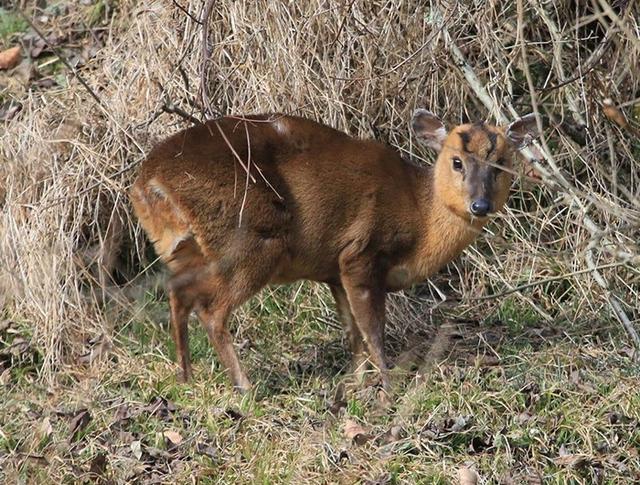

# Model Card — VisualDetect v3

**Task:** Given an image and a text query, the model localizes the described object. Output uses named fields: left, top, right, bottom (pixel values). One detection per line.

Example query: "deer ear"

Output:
left=505, top=113, right=539, bottom=149
left=412, top=109, right=447, bottom=151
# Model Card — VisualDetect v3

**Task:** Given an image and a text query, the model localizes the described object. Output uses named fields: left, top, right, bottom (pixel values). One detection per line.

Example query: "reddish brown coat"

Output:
left=131, top=111, right=538, bottom=393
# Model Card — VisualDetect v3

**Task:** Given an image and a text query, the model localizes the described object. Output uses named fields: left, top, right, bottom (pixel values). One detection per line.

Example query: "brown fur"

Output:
left=130, top=112, right=536, bottom=393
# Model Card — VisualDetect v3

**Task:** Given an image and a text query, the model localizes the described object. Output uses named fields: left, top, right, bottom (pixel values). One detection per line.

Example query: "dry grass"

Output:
left=1, top=0, right=639, bottom=483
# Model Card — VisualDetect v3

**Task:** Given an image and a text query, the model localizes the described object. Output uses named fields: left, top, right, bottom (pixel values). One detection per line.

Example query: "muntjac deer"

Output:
left=131, top=111, right=538, bottom=394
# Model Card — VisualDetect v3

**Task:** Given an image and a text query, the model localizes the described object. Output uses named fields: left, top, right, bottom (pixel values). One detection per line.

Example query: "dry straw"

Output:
left=1, top=0, right=638, bottom=380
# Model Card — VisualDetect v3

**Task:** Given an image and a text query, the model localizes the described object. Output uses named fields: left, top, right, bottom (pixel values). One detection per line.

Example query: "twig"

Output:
left=213, top=122, right=257, bottom=184
left=472, top=260, right=637, bottom=301
left=17, top=9, right=144, bottom=156
left=530, top=0, right=585, bottom=125
left=172, top=0, right=203, bottom=25
left=536, top=6, right=617, bottom=94
left=585, top=221, right=640, bottom=349
left=161, top=102, right=202, bottom=125
left=596, top=0, right=640, bottom=52
left=432, top=1, right=640, bottom=348
left=200, top=0, right=219, bottom=119
left=237, top=121, right=252, bottom=227
left=39, top=159, right=144, bottom=211
left=521, top=0, right=638, bottom=348
left=18, top=11, right=103, bottom=107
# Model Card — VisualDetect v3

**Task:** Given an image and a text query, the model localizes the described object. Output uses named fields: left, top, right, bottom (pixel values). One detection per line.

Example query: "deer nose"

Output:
left=470, top=198, right=491, bottom=217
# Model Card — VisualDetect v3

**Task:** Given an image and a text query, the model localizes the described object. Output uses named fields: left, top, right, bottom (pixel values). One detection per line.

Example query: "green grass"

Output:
left=1, top=286, right=639, bottom=483
left=0, top=8, right=27, bottom=43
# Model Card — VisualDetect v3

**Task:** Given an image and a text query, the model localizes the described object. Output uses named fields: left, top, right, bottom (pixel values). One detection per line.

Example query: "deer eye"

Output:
left=452, top=157, right=464, bottom=172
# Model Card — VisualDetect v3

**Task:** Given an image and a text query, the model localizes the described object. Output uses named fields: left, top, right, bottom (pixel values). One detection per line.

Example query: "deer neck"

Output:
left=412, top=167, right=485, bottom=280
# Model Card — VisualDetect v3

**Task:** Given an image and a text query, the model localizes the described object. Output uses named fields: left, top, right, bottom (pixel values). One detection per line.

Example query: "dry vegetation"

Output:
left=1, top=0, right=639, bottom=483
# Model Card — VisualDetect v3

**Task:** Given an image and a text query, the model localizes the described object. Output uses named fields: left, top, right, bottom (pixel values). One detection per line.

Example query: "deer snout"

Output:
left=470, top=198, right=492, bottom=217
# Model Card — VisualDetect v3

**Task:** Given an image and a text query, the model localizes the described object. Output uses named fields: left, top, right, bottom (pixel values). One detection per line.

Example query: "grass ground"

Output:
left=2, top=282, right=639, bottom=484
left=1, top=1, right=639, bottom=483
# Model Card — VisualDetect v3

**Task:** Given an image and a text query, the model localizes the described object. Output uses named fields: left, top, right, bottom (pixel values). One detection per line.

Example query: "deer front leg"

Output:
left=330, top=284, right=370, bottom=381
left=338, top=271, right=389, bottom=393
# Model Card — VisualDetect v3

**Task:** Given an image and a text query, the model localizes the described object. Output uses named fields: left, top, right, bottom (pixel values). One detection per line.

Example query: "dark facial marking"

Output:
left=459, top=125, right=496, bottom=159
left=459, top=131, right=472, bottom=153
left=467, top=162, right=495, bottom=202
left=472, top=123, right=497, bottom=159
left=485, top=130, right=497, bottom=158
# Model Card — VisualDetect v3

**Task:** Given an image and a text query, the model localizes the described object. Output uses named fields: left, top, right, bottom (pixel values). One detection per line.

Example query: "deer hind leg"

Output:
left=165, top=240, right=208, bottom=383
left=168, top=260, right=255, bottom=391
left=168, top=285, right=193, bottom=382
left=197, top=297, right=251, bottom=393
left=132, top=180, right=198, bottom=382
left=329, top=284, right=370, bottom=381
left=196, top=238, right=286, bottom=393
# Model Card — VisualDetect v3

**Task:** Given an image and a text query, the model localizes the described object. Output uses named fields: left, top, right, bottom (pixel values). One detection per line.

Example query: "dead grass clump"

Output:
left=1, top=1, right=639, bottom=377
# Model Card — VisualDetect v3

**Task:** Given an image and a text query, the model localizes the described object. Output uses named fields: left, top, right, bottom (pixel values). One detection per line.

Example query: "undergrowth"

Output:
left=2, top=287, right=639, bottom=483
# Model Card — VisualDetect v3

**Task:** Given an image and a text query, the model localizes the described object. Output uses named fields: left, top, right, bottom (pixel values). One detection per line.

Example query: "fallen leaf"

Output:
left=117, top=430, right=135, bottom=444
left=113, top=402, right=136, bottom=424
left=363, top=473, right=393, bottom=485
left=0, top=320, right=12, bottom=333
left=378, top=425, right=404, bottom=445
left=68, top=409, right=91, bottom=442
left=211, top=406, right=243, bottom=421
left=29, top=38, right=47, bottom=58
left=196, top=442, right=219, bottom=461
left=343, top=419, right=367, bottom=439
left=89, top=453, right=108, bottom=477
left=473, top=355, right=501, bottom=366
left=32, top=78, right=57, bottom=89
left=37, top=416, right=53, bottom=441
left=78, top=335, right=112, bottom=365
left=618, top=346, right=637, bottom=360
left=458, top=465, right=478, bottom=485
left=81, top=42, right=102, bottom=62
left=329, top=399, right=347, bottom=416
left=144, top=396, right=177, bottom=420
left=523, top=470, right=543, bottom=485
left=9, top=59, right=34, bottom=84
left=20, top=454, right=49, bottom=466
left=444, top=415, right=469, bottom=433
left=322, top=442, right=348, bottom=465
left=146, top=446, right=172, bottom=460
left=377, top=389, right=392, bottom=407
left=130, top=440, right=143, bottom=460
left=469, top=435, right=492, bottom=453
left=343, top=419, right=372, bottom=445
left=516, top=412, right=534, bottom=425
left=328, top=382, right=347, bottom=415
left=0, top=46, right=21, bottom=70
left=602, top=98, right=630, bottom=130
left=163, top=429, right=183, bottom=446
left=553, top=453, right=589, bottom=468
left=607, top=412, right=633, bottom=425
left=3, top=337, right=30, bottom=357
left=0, top=368, right=11, bottom=386
left=0, top=101, right=22, bottom=121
